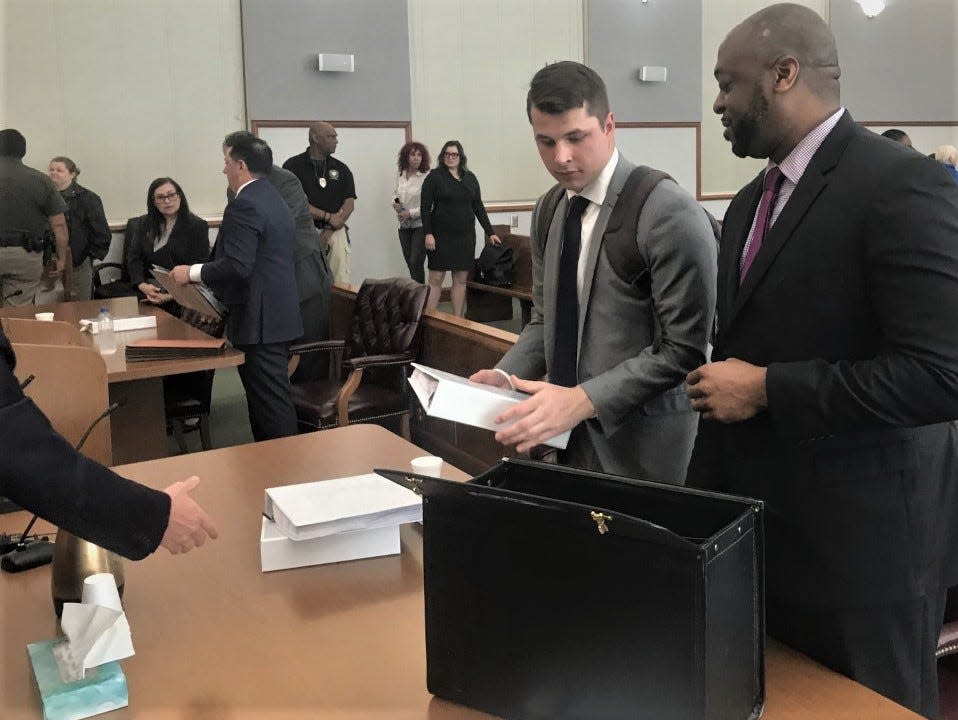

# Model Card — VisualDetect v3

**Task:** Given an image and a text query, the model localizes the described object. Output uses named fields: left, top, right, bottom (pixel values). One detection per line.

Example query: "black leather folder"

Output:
left=378, top=459, right=764, bottom=720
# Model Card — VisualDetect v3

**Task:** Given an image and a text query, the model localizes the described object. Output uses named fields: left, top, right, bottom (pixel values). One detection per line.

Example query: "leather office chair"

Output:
left=939, top=587, right=958, bottom=719
left=165, top=309, right=225, bottom=453
left=289, top=277, right=429, bottom=439
left=93, top=216, right=139, bottom=299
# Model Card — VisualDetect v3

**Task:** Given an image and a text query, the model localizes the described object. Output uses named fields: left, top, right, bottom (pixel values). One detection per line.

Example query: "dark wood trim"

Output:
left=486, top=203, right=535, bottom=213
left=250, top=119, right=412, bottom=144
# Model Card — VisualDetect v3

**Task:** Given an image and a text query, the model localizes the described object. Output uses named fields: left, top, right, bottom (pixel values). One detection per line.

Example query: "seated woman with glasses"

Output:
left=421, top=140, right=500, bottom=317
left=126, top=177, right=210, bottom=314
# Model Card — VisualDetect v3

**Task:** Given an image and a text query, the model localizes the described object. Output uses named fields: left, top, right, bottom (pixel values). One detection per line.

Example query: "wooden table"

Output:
left=0, top=425, right=921, bottom=719
left=0, top=297, right=243, bottom=464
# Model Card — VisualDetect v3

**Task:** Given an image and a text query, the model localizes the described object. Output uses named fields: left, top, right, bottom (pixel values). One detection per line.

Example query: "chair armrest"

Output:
left=939, top=621, right=958, bottom=658
left=343, top=353, right=414, bottom=370
left=290, top=339, right=346, bottom=355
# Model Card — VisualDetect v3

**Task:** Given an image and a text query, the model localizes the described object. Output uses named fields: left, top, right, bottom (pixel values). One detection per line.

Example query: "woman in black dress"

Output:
left=421, top=140, right=500, bottom=316
left=126, top=177, right=209, bottom=315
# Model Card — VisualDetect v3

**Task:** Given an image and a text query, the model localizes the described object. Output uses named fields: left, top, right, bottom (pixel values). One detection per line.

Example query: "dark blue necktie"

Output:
left=552, top=195, right=590, bottom=387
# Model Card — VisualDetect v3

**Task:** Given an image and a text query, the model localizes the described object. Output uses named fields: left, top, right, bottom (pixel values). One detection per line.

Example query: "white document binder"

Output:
left=407, top=363, right=570, bottom=450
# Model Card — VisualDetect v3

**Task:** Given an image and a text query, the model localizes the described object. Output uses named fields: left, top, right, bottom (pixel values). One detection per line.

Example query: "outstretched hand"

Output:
left=160, top=476, right=219, bottom=555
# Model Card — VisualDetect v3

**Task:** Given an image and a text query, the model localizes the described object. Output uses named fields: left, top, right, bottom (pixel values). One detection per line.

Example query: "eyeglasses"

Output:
left=444, top=152, right=460, bottom=158
left=154, top=192, right=179, bottom=203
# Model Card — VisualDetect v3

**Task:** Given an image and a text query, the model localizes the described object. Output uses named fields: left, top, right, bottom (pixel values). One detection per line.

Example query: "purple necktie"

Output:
left=740, top=166, right=785, bottom=283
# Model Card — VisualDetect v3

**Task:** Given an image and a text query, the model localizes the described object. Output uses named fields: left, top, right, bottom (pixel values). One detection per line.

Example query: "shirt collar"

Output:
left=567, top=147, right=619, bottom=206
left=773, top=107, right=845, bottom=184
left=234, top=178, right=257, bottom=197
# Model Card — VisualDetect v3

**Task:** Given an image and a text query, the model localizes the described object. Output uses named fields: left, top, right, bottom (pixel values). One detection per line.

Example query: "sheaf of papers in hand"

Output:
left=264, top=472, right=423, bottom=542
left=150, top=265, right=226, bottom=319
left=408, top=363, right=570, bottom=449
left=52, top=600, right=134, bottom=683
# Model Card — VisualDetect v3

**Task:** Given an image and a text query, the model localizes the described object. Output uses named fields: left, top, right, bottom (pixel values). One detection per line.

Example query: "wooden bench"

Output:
left=465, top=224, right=534, bottom=327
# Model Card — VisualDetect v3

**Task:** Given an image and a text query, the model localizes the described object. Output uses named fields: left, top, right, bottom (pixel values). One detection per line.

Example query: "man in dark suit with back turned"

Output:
left=171, top=134, right=302, bottom=441
left=224, top=131, right=332, bottom=380
left=685, top=5, right=958, bottom=716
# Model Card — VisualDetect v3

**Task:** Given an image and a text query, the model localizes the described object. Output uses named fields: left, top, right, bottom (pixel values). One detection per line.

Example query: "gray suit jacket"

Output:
left=497, top=154, right=717, bottom=483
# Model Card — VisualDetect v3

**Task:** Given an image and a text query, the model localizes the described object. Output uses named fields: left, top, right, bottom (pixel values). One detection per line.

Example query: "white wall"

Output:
left=408, top=0, right=583, bottom=204
left=257, top=125, right=412, bottom=284
left=3, top=0, right=245, bottom=223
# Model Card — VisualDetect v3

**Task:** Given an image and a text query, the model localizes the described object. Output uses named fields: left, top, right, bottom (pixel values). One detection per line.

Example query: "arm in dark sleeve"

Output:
left=420, top=172, right=436, bottom=235
left=178, top=215, right=211, bottom=265
left=84, top=191, right=113, bottom=261
left=766, top=153, right=958, bottom=439
left=125, top=217, right=148, bottom=286
left=470, top=174, right=495, bottom=237
left=0, top=343, right=169, bottom=559
left=200, top=197, right=259, bottom=303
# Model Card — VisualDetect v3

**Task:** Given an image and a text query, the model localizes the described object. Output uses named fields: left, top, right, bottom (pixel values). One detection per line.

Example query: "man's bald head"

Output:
left=713, top=3, right=841, bottom=162
left=725, top=3, right=840, bottom=103
left=308, top=122, right=339, bottom=156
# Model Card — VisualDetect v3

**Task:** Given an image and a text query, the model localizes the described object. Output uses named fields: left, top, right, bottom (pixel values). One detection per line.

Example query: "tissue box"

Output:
left=260, top=517, right=400, bottom=571
left=28, top=639, right=128, bottom=720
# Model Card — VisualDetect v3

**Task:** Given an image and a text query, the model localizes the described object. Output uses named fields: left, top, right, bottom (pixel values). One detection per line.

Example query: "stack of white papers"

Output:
left=264, top=473, right=423, bottom=542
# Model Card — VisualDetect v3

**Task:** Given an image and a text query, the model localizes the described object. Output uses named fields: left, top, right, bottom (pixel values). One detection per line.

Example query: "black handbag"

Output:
left=379, top=459, right=764, bottom=720
left=475, top=243, right=515, bottom=287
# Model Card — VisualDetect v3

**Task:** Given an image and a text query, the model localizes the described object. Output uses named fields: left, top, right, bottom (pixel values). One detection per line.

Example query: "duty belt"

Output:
left=0, top=231, right=43, bottom=252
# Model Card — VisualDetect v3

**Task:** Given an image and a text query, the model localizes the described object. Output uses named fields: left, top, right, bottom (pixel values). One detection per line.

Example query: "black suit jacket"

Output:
left=687, top=112, right=958, bottom=607
left=202, top=179, right=302, bottom=346
left=126, top=212, right=210, bottom=286
left=0, top=329, right=169, bottom=560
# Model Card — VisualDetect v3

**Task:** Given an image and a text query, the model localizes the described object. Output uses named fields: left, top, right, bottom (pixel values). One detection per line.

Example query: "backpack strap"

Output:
left=534, top=166, right=672, bottom=287
left=602, top=166, right=672, bottom=286
left=533, top=182, right=567, bottom=258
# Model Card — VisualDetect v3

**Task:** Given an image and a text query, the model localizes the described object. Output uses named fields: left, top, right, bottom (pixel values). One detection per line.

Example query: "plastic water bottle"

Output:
left=98, top=306, right=117, bottom=355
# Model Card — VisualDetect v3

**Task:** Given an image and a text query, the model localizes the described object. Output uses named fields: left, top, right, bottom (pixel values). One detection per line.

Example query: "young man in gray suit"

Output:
left=471, top=61, right=716, bottom=485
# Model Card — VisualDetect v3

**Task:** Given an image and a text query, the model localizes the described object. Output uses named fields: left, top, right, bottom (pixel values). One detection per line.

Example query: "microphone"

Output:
left=19, top=374, right=35, bottom=390
left=1, top=397, right=126, bottom=573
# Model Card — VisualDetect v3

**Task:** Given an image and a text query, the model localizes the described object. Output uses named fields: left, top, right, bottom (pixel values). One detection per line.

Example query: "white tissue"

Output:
left=53, top=574, right=134, bottom=683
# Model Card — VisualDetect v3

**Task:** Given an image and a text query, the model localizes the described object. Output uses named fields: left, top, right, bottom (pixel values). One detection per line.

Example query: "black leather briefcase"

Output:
left=382, top=458, right=764, bottom=720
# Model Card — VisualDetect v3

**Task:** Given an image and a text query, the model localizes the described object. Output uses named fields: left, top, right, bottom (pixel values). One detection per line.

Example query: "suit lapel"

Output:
left=578, top=156, right=633, bottom=346
left=724, top=112, right=858, bottom=332
left=720, top=177, right=762, bottom=326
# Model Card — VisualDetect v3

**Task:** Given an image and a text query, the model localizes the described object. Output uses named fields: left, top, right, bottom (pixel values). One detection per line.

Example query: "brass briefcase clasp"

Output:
left=590, top=511, right=612, bottom=535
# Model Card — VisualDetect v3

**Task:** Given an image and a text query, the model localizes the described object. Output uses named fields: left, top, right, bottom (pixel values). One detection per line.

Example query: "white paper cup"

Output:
left=34, top=312, right=54, bottom=321
left=81, top=573, right=123, bottom=611
left=411, top=455, right=444, bottom=478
